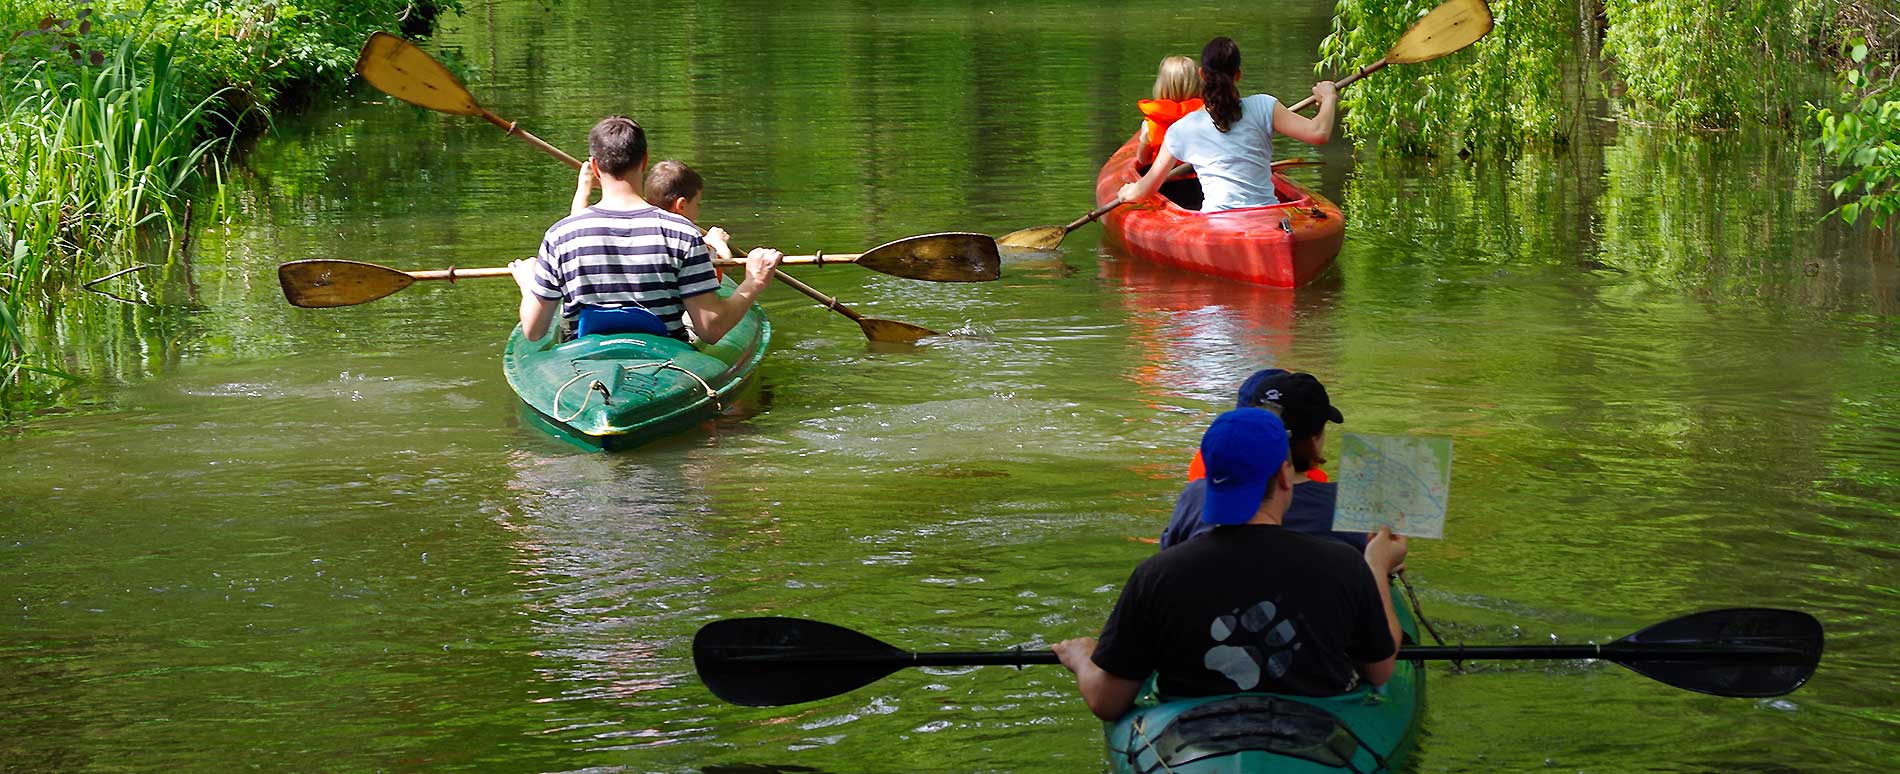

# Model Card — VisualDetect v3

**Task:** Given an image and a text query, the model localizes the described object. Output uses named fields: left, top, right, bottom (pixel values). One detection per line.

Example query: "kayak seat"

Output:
left=1123, top=695, right=1362, bottom=772
left=1158, top=177, right=1203, bottom=211
left=577, top=305, right=670, bottom=338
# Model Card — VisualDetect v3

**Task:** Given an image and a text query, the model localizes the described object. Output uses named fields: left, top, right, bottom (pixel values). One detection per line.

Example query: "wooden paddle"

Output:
left=277, top=232, right=997, bottom=308
left=356, top=33, right=990, bottom=338
left=769, top=270, right=936, bottom=344
left=994, top=0, right=1494, bottom=251
left=357, top=32, right=581, bottom=167
left=1284, top=0, right=1493, bottom=113
left=692, top=608, right=1822, bottom=707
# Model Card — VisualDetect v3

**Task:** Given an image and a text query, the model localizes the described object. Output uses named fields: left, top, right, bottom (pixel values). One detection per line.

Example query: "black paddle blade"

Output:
left=694, top=617, right=910, bottom=707
left=1608, top=608, right=1822, bottom=698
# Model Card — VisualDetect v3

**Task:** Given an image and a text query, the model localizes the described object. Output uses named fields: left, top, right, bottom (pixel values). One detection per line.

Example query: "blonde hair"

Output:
left=1152, top=55, right=1201, bottom=101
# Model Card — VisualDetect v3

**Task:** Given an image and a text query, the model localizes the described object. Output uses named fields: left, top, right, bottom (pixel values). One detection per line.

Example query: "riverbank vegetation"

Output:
left=1, top=0, right=454, bottom=412
left=1319, top=0, right=1852, bottom=150
left=1322, top=0, right=1900, bottom=227
left=1812, top=3, right=1900, bottom=226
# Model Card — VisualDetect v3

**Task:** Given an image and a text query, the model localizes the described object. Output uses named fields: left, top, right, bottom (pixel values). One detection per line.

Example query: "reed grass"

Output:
left=0, top=38, right=227, bottom=410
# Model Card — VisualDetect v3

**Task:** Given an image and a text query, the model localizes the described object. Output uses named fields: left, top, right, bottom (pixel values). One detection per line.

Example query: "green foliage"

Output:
left=1811, top=37, right=1900, bottom=227
left=2, top=39, right=227, bottom=406
left=1318, top=0, right=1576, bottom=152
left=1321, top=0, right=1834, bottom=151
left=0, top=0, right=458, bottom=409
left=1602, top=0, right=1828, bottom=127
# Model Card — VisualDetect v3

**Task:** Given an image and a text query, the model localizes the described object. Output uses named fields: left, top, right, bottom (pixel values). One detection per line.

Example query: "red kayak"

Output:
left=1094, top=137, right=1344, bottom=287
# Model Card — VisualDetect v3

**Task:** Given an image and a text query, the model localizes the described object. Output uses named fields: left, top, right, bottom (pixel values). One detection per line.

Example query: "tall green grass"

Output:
left=0, top=39, right=227, bottom=410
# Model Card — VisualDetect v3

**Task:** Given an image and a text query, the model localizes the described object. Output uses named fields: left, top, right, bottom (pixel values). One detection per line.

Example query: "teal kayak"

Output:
left=501, top=285, right=770, bottom=449
left=1103, top=581, right=1425, bottom=773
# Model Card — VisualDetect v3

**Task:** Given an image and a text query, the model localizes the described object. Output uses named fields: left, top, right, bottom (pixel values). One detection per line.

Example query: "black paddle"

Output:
left=693, top=608, right=1821, bottom=707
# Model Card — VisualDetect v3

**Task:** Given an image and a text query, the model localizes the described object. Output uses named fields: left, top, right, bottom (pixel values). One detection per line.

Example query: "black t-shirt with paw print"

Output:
left=1090, top=524, right=1395, bottom=698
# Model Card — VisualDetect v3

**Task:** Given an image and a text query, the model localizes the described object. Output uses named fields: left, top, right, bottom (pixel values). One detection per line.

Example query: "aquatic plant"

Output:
left=1, top=0, right=460, bottom=411
left=0, top=38, right=227, bottom=408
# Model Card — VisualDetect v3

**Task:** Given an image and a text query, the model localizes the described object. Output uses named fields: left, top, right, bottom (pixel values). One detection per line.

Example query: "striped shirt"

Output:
left=529, top=206, right=721, bottom=339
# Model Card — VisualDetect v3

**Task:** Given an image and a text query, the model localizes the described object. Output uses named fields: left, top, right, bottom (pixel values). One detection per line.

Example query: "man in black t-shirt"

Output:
left=1054, top=408, right=1408, bottom=721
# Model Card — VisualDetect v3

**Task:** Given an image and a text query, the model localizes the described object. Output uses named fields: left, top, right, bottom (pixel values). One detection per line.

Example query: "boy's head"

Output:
left=644, top=160, right=705, bottom=221
left=588, top=116, right=647, bottom=181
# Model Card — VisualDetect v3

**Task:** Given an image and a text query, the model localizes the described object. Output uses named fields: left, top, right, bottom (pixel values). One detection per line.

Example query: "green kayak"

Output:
left=1103, top=581, right=1425, bottom=773
left=501, top=288, right=771, bottom=450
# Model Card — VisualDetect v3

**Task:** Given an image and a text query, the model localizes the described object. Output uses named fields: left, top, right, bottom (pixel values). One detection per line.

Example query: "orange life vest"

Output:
left=1187, top=449, right=1327, bottom=484
left=1138, top=98, right=1204, bottom=156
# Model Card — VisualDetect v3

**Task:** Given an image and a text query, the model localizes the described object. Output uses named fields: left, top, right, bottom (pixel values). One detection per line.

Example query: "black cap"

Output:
left=1235, top=369, right=1344, bottom=437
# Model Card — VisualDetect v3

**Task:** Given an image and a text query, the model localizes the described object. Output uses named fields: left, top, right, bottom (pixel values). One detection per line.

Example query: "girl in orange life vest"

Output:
left=1133, top=55, right=1203, bottom=171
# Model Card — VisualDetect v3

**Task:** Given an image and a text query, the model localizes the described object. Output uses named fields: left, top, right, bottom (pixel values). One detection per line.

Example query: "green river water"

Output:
left=3, top=0, right=1897, bottom=771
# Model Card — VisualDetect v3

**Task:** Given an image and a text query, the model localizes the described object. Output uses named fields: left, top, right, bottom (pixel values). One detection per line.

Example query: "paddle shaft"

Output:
left=771, top=269, right=866, bottom=322
left=719, top=642, right=1808, bottom=669
left=1064, top=201, right=1122, bottom=233
left=398, top=254, right=873, bottom=285
left=479, top=110, right=583, bottom=168
left=1287, top=58, right=1390, bottom=113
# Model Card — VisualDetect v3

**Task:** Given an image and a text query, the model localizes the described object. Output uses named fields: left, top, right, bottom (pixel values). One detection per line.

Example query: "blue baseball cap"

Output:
left=1199, top=408, right=1292, bottom=525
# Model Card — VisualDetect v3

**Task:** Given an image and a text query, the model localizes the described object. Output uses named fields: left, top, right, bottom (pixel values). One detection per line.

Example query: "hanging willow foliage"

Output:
left=1320, top=0, right=1836, bottom=152
left=1319, top=0, right=1576, bottom=152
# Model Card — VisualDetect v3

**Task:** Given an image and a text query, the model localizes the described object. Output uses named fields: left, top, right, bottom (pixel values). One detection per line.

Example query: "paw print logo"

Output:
left=1203, top=600, right=1301, bottom=690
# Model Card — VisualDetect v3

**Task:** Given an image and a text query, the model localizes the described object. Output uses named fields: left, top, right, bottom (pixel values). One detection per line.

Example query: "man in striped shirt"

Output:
left=508, top=115, right=781, bottom=344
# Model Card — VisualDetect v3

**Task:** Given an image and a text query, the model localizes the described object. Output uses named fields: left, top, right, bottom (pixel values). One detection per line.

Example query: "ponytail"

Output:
left=1200, top=37, right=1243, bottom=133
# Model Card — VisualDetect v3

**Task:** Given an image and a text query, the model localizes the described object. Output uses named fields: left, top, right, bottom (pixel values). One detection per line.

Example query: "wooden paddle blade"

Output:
left=1386, top=0, right=1494, bottom=64
left=859, top=317, right=938, bottom=344
left=856, top=232, right=1001, bottom=282
left=694, top=617, right=910, bottom=707
left=995, top=225, right=1067, bottom=251
left=278, top=259, right=416, bottom=308
left=1607, top=608, right=1823, bottom=698
left=356, top=32, right=484, bottom=116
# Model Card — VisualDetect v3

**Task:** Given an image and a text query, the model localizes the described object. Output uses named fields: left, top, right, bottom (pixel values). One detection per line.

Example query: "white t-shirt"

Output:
left=1161, top=93, right=1280, bottom=211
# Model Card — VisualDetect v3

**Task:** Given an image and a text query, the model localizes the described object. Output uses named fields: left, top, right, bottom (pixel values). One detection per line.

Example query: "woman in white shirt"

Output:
left=1117, top=37, right=1339, bottom=211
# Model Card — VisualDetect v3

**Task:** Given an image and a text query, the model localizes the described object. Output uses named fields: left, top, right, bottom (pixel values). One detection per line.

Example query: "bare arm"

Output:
left=510, top=258, right=562, bottom=341
left=702, top=226, right=735, bottom=261
left=1053, top=637, right=1144, bottom=721
left=1271, top=82, right=1339, bottom=146
left=1356, top=526, right=1408, bottom=686
left=570, top=158, right=597, bottom=216
left=1133, top=123, right=1155, bottom=168
left=683, top=247, right=781, bottom=345
left=1116, top=143, right=1179, bottom=204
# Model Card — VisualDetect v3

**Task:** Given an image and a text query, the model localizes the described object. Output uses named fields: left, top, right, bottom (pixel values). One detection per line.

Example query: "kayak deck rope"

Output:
left=551, top=358, right=724, bottom=424
left=1128, top=716, right=1178, bottom=774
left=553, top=369, right=610, bottom=423
left=622, top=361, right=720, bottom=410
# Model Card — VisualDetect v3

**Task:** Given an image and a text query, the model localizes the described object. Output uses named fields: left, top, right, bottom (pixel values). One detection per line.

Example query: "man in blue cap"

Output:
left=1163, top=368, right=1361, bottom=550
left=1053, top=408, right=1408, bottom=721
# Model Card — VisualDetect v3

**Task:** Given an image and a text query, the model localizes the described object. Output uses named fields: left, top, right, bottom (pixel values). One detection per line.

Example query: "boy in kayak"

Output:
left=637, top=159, right=740, bottom=272
left=1117, top=36, right=1337, bottom=210
left=1164, top=369, right=1363, bottom=550
left=1054, top=409, right=1407, bottom=721
left=510, top=115, right=780, bottom=345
